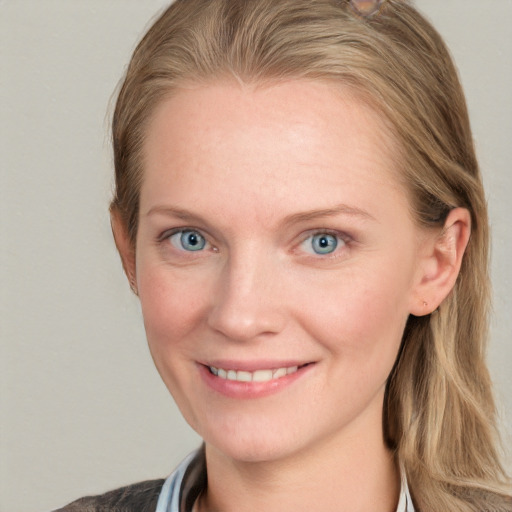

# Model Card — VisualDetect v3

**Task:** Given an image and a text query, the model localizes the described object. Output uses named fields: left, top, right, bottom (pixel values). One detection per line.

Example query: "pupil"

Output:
left=180, top=230, right=204, bottom=250
left=312, top=233, right=337, bottom=254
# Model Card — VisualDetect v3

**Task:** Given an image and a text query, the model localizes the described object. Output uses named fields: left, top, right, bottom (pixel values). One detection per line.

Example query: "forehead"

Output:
left=140, top=79, right=408, bottom=224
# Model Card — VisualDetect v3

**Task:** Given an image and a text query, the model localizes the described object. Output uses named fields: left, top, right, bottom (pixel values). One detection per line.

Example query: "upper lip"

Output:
left=200, top=360, right=314, bottom=372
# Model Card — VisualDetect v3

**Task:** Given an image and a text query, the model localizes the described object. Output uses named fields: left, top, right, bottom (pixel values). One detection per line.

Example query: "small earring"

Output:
left=422, top=301, right=428, bottom=307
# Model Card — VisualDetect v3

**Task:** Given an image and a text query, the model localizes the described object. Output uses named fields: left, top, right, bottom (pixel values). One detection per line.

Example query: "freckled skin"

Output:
left=135, top=79, right=425, bottom=469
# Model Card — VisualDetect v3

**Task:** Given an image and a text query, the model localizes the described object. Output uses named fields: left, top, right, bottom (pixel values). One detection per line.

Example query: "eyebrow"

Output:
left=145, top=203, right=376, bottom=226
left=146, top=205, right=207, bottom=222
left=281, top=204, right=376, bottom=225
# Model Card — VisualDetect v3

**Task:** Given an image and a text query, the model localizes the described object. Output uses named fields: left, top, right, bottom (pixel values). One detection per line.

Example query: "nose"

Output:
left=207, top=246, right=286, bottom=342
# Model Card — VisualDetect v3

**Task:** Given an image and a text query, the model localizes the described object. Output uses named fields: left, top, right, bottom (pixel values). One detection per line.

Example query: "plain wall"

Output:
left=1, top=1, right=511, bottom=511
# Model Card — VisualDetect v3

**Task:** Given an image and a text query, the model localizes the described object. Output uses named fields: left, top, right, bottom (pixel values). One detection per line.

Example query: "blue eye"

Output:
left=170, top=230, right=206, bottom=251
left=307, top=233, right=339, bottom=255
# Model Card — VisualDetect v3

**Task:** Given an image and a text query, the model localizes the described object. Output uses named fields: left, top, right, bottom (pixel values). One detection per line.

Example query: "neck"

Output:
left=199, top=425, right=400, bottom=512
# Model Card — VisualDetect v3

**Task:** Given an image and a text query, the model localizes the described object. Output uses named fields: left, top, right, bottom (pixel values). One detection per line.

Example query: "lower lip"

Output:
left=198, top=364, right=314, bottom=399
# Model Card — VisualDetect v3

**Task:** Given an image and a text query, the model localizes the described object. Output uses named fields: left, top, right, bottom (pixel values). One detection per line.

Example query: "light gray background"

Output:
left=1, top=1, right=511, bottom=511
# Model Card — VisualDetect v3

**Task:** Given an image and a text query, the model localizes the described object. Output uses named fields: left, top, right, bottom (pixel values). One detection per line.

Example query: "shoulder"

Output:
left=53, top=478, right=165, bottom=512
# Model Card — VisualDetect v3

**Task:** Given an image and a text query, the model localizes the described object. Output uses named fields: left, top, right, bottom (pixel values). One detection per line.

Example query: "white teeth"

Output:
left=208, top=365, right=301, bottom=382
left=237, top=371, right=252, bottom=382
left=252, top=369, right=273, bottom=382
left=272, top=367, right=287, bottom=379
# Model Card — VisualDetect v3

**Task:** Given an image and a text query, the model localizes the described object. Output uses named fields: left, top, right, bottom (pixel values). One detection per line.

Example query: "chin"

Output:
left=196, top=416, right=301, bottom=463
left=200, top=416, right=326, bottom=465
left=208, top=436, right=296, bottom=464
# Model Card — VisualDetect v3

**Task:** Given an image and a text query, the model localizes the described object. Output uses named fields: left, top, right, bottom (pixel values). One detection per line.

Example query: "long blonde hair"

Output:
left=111, top=0, right=511, bottom=509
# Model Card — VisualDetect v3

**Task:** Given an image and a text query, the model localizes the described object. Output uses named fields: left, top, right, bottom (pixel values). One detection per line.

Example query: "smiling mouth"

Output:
left=208, top=364, right=309, bottom=383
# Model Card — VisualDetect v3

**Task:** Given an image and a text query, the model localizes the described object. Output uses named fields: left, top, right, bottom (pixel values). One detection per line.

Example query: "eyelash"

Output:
left=158, top=227, right=214, bottom=253
left=298, top=229, right=350, bottom=258
left=157, top=227, right=351, bottom=258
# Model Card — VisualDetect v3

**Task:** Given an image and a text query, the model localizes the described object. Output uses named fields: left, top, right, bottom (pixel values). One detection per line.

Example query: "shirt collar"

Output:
left=156, top=448, right=415, bottom=512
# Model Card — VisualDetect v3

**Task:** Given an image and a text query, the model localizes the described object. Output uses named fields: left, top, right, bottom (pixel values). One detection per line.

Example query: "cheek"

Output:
left=295, top=263, right=412, bottom=361
left=137, top=265, right=210, bottom=353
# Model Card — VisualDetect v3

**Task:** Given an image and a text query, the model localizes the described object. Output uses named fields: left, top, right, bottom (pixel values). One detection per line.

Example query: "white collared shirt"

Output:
left=155, top=450, right=415, bottom=512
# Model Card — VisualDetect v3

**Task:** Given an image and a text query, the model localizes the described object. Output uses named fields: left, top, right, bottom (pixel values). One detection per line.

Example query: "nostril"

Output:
left=207, top=300, right=286, bottom=342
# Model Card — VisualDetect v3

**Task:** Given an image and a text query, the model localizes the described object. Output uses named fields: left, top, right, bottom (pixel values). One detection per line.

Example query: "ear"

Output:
left=409, top=207, right=471, bottom=316
left=110, top=209, right=138, bottom=295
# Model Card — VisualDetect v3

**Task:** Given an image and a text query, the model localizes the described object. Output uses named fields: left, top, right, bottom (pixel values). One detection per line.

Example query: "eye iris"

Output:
left=181, top=231, right=205, bottom=251
left=312, top=233, right=337, bottom=254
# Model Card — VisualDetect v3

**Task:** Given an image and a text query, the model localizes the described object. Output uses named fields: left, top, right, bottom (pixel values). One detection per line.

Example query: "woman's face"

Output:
left=134, top=80, right=428, bottom=463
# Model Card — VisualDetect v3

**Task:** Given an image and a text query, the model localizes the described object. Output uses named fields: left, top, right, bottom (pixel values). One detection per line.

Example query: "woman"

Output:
left=57, top=0, right=511, bottom=510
